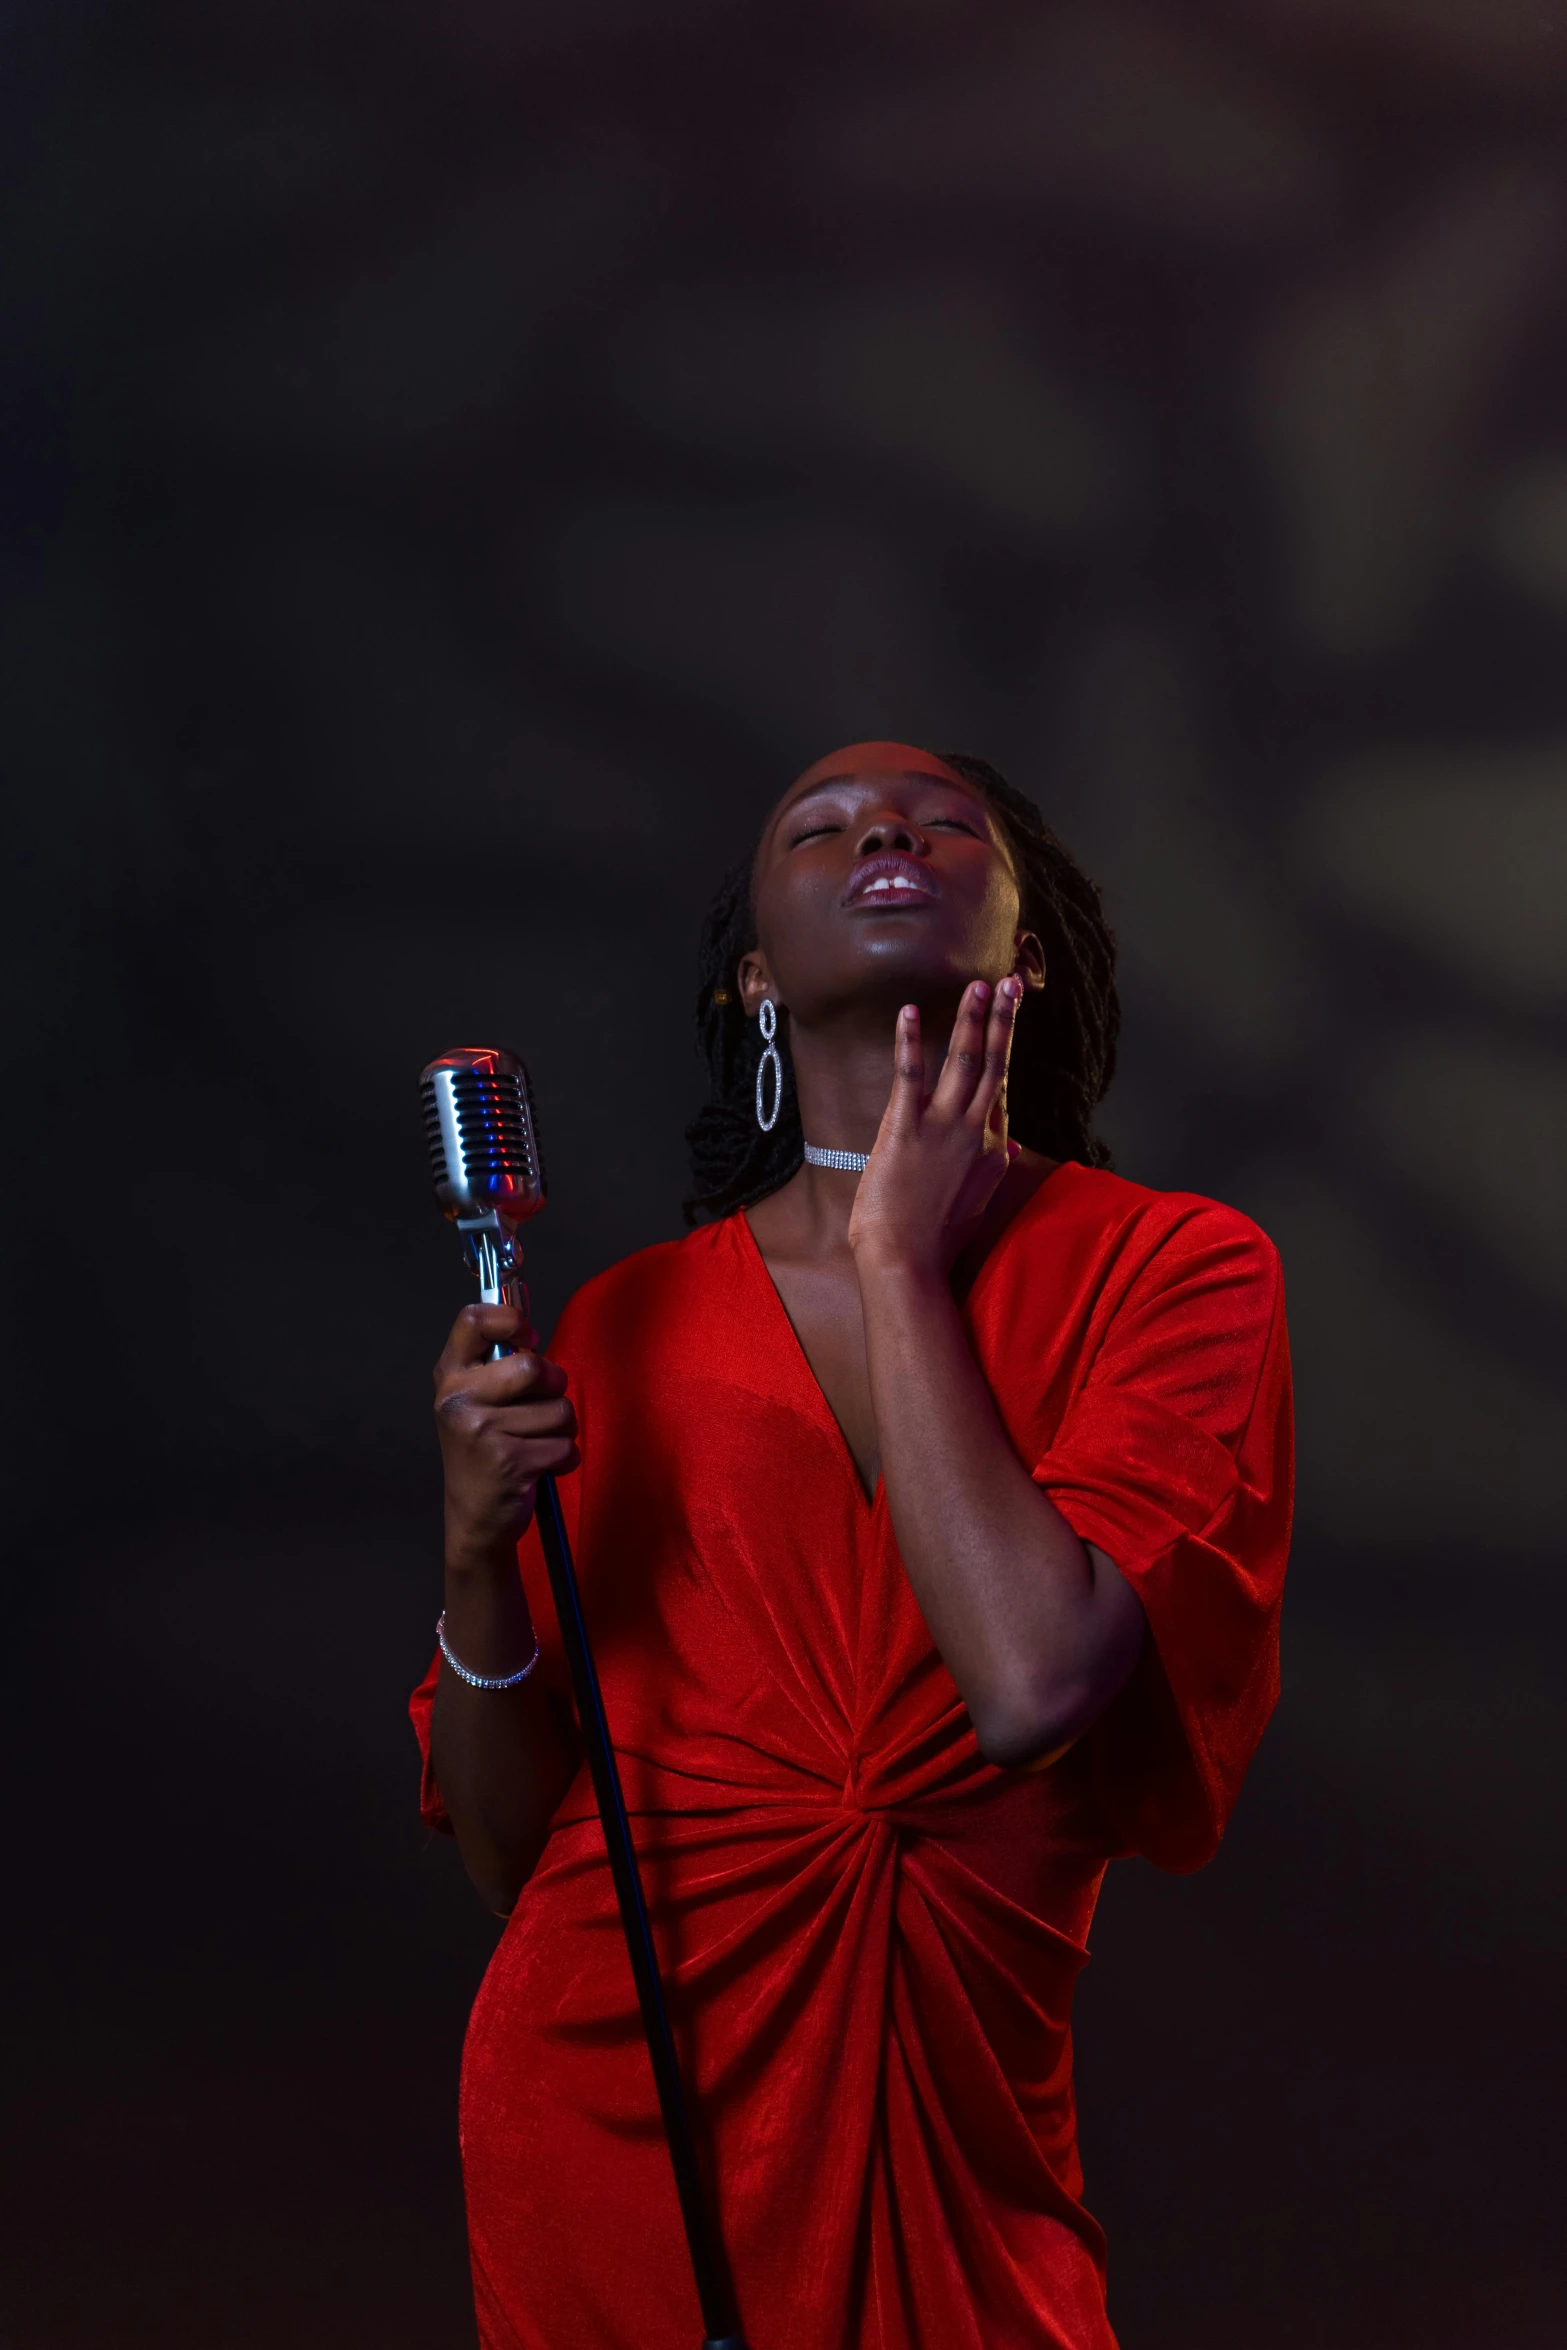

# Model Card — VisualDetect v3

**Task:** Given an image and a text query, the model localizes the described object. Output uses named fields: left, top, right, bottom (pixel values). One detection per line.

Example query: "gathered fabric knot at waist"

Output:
left=552, top=1737, right=1082, bottom=1849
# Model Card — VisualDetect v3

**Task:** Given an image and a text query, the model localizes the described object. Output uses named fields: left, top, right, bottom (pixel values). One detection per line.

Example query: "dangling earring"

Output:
left=755, top=999, right=783, bottom=1133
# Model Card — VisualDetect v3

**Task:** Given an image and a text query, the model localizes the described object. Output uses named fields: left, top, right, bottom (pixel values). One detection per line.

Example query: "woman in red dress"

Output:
left=411, top=741, right=1292, bottom=2350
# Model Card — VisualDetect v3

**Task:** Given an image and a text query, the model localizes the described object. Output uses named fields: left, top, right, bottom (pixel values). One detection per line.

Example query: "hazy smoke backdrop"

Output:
left=3, top=3, right=1564, bottom=2344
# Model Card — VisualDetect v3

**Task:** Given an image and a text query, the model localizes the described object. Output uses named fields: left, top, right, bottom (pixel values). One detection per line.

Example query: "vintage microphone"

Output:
left=419, top=1048, right=744, bottom=2350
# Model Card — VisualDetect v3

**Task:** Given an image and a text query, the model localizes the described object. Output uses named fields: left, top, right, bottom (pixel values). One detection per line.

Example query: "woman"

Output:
left=411, top=741, right=1292, bottom=2350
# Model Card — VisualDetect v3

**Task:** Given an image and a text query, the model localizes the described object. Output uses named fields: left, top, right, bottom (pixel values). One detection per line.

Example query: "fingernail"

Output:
left=1002, top=976, right=1022, bottom=1001
left=901, top=1004, right=917, bottom=1022
left=972, top=981, right=991, bottom=1003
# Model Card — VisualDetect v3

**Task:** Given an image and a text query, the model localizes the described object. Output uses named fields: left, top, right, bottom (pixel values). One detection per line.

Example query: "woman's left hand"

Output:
left=848, top=976, right=1022, bottom=1279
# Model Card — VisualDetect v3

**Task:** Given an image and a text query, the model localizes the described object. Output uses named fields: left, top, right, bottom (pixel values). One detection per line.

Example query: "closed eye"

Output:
left=929, top=817, right=983, bottom=838
left=790, top=821, right=845, bottom=847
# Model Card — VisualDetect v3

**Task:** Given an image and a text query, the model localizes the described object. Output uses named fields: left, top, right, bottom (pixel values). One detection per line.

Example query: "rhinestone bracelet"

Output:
left=436, top=1609, right=541, bottom=1690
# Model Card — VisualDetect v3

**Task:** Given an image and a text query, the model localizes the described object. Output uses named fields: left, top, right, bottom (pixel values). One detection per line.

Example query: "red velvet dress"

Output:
left=410, top=1164, right=1292, bottom=2350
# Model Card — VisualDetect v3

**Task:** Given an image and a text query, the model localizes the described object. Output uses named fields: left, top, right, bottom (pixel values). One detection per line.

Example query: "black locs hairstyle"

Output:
left=684, top=754, right=1120, bottom=1224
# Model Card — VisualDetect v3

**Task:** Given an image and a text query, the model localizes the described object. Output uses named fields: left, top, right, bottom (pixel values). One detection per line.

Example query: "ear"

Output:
left=1012, top=930, right=1047, bottom=993
left=736, top=950, right=778, bottom=1019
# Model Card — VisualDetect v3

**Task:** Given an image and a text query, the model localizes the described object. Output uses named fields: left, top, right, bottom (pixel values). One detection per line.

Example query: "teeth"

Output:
left=864, top=874, right=920, bottom=893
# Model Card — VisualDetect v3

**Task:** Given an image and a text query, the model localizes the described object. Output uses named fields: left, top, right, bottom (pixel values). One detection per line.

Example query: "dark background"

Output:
left=4, top=3, right=1565, bottom=2344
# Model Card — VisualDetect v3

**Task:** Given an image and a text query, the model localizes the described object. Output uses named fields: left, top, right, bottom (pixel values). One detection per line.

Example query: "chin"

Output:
left=849, top=936, right=989, bottom=991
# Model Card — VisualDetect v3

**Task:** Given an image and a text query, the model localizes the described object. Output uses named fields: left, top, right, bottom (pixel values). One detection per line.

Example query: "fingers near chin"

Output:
left=951, top=981, right=1010, bottom=1126
left=892, top=1003, right=925, bottom=1099
left=934, top=981, right=991, bottom=1111
left=986, top=983, right=1019, bottom=1061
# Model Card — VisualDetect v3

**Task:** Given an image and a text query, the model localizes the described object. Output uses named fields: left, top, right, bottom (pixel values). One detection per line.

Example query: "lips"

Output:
left=844, top=852, right=939, bottom=907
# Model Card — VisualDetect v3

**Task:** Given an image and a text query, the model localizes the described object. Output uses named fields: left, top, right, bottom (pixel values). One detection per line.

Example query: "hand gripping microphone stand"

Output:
left=420, top=1049, right=744, bottom=2350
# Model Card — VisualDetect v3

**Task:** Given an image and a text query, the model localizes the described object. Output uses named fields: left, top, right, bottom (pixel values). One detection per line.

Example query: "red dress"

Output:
left=411, top=1164, right=1292, bottom=2350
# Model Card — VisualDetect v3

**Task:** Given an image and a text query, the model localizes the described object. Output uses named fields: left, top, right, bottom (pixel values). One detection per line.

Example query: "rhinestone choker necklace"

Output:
left=803, top=1142, right=870, bottom=1172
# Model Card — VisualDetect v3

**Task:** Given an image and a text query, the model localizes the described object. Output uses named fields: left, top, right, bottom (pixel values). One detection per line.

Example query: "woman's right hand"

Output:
left=433, top=1303, right=579, bottom=1575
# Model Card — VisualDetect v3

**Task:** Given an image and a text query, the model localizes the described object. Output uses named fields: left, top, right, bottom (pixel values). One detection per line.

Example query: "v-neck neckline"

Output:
left=735, top=1161, right=1077, bottom=1514
left=734, top=1208, right=883, bottom=1513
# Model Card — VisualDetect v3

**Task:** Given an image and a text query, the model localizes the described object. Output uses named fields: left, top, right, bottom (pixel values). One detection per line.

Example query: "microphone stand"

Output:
left=465, top=1213, right=745, bottom=2350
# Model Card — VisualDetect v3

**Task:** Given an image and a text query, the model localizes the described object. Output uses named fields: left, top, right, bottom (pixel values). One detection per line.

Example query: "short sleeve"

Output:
left=1032, top=1205, right=1293, bottom=1871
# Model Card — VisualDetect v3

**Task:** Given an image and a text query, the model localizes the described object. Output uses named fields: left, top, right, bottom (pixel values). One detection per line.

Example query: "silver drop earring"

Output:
left=755, top=998, right=783, bottom=1133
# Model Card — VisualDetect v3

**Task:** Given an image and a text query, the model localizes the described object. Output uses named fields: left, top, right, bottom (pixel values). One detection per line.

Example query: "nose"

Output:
left=854, top=807, right=927, bottom=858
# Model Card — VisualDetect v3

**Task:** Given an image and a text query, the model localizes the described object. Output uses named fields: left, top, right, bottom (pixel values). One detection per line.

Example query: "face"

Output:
left=738, top=741, right=1045, bottom=1026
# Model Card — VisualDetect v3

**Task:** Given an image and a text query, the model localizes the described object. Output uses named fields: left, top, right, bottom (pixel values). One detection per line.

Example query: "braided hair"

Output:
left=683, top=752, right=1120, bottom=1224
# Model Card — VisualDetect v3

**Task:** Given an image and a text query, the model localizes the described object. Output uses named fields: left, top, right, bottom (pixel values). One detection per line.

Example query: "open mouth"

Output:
left=844, top=854, right=939, bottom=908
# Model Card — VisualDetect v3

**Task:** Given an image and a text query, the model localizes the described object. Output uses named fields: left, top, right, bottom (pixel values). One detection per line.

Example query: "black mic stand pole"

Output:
left=470, top=1218, right=745, bottom=2350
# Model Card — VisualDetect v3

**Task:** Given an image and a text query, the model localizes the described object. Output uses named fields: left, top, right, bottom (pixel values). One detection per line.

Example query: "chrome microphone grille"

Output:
left=420, top=1046, right=547, bottom=1223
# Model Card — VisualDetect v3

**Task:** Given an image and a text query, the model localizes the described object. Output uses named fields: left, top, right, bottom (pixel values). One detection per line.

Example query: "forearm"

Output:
left=429, top=1540, right=575, bottom=1914
left=858, top=1257, right=1143, bottom=1764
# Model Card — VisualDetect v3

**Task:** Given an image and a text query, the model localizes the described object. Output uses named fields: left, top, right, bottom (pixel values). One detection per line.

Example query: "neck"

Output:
left=745, top=990, right=1054, bottom=1272
left=749, top=997, right=956, bottom=1254
left=788, top=999, right=958, bottom=1159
